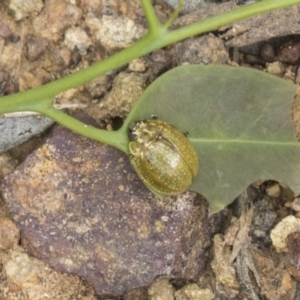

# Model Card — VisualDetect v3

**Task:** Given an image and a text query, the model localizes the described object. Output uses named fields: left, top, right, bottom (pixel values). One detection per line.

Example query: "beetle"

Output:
left=128, top=118, right=199, bottom=195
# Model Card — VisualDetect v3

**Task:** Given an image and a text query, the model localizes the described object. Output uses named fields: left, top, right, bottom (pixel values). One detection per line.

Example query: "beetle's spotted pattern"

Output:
left=128, top=118, right=199, bottom=195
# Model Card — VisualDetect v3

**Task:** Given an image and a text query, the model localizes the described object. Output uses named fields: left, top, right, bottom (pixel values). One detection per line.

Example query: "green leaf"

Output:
left=122, top=65, right=298, bottom=212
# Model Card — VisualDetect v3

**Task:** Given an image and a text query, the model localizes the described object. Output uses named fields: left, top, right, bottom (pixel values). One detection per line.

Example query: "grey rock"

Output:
left=163, top=0, right=207, bottom=15
left=0, top=114, right=53, bottom=153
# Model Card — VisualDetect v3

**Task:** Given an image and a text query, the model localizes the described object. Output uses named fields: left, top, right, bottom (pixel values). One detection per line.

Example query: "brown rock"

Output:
left=2, top=119, right=219, bottom=296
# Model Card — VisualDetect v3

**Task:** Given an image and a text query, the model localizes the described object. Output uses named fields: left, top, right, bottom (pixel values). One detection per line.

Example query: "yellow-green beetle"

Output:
left=128, top=117, right=199, bottom=195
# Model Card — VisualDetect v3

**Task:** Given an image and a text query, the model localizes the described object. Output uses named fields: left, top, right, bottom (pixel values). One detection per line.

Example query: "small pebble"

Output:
left=0, top=21, right=12, bottom=39
left=278, top=41, right=300, bottom=65
left=290, top=197, right=300, bottom=212
left=175, top=283, right=214, bottom=300
left=260, top=43, right=276, bottom=62
left=64, top=27, right=91, bottom=55
left=86, top=15, right=144, bottom=50
left=270, top=215, right=300, bottom=252
left=148, top=277, right=175, bottom=300
left=266, top=61, right=286, bottom=76
left=265, top=182, right=281, bottom=198
left=26, top=34, right=48, bottom=61
left=0, top=217, right=20, bottom=250
left=53, top=47, right=72, bottom=67
left=128, top=58, right=147, bottom=72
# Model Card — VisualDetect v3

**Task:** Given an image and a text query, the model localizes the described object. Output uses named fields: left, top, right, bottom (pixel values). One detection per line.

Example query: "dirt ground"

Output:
left=1, top=0, right=300, bottom=299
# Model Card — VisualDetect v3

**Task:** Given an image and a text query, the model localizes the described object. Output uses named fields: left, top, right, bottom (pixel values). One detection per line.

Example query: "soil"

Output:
left=1, top=0, right=300, bottom=299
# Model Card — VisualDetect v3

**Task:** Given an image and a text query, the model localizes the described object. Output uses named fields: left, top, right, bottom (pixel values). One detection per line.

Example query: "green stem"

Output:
left=139, top=0, right=162, bottom=34
left=0, top=96, right=129, bottom=153
left=163, top=0, right=185, bottom=29
left=42, top=105, right=129, bottom=154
